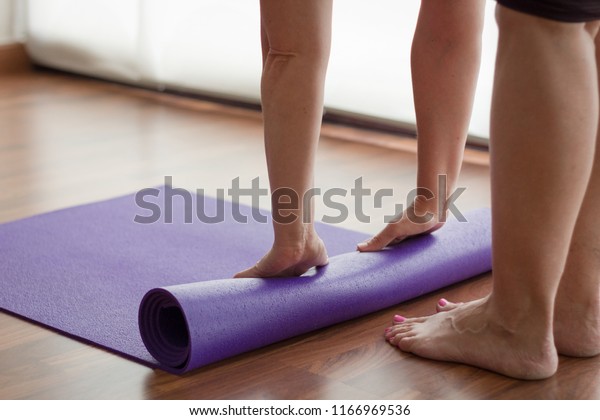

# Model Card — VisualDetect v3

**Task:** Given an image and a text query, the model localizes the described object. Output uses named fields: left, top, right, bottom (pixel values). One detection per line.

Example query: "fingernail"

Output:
left=357, top=242, right=367, bottom=248
left=394, top=315, right=405, bottom=322
left=438, top=298, right=448, bottom=307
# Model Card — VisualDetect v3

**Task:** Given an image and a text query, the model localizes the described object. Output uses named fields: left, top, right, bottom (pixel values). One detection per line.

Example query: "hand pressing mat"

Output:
left=0, top=186, right=492, bottom=373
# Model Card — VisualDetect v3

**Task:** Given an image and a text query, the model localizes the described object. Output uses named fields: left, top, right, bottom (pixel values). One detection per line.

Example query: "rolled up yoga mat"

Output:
left=0, top=186, right=491, bottom=373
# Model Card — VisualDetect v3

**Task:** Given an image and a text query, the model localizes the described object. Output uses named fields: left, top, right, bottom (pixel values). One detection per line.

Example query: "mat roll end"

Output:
left=139, top=288, right=191, bottom=372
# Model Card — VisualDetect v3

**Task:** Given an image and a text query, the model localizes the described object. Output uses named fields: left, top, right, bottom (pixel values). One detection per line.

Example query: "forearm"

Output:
left=259, top=0, right=332, bottom=244
left=412, top=0, right=485, bottom=205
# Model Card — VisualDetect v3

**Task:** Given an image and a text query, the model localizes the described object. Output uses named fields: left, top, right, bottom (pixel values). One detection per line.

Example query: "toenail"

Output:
left=394, top=315, right=406, bottom=322
left=439, top=298, right=448, bottom=307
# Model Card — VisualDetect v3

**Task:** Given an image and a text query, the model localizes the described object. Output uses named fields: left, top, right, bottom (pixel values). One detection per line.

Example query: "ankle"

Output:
left=557, top=276, right=600, bottom=309
left=485, top=295, right=554, bottom=338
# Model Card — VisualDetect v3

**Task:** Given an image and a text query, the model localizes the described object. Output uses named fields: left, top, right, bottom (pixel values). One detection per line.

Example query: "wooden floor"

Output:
left=0, top=69, right=598, bottom=400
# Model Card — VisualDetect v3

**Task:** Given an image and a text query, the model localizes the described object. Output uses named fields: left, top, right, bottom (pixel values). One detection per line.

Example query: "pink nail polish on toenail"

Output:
left=394, top=315, right=405, bottom=322
left=439, top=298, right=448, bottom=307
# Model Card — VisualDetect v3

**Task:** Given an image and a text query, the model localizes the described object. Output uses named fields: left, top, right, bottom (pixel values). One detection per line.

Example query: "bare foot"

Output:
left=438, top=294, right=600, bottom=358
left=384, top=298, right=558, bottom=380
left=436, top=297, right=465, bottom=313
left=553, top=283, right=600, bottom=357
left=234, top=234, right=328, bottom=278
left=357, top=200, right=444, bottom=252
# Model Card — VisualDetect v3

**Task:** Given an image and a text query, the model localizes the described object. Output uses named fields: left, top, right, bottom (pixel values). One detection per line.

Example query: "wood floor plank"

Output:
left=0, top=69, right=597, bottom=400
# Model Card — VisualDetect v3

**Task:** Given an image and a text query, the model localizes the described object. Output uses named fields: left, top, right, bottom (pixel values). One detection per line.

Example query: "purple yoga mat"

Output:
left=0, top=186, right=491, bottom=373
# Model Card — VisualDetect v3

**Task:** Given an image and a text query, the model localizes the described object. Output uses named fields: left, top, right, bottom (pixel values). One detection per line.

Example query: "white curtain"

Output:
left=24, top=0, right=498, bottom=141
left=0, top=0, right=13, bottom=43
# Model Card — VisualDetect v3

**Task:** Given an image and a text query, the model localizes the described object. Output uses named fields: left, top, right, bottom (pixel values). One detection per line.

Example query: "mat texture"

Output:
left=0, top=187, right=492, bottom=373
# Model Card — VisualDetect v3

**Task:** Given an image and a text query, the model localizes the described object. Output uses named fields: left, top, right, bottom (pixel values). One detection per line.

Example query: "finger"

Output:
left=233, top=265, right=263, bottom=278
left=356, top=225, right=401, bottom=252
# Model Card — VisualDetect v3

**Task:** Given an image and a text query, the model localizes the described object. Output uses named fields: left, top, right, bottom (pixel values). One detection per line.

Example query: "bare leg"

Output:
left=359, top=0, right=485, bottom=251
left=386, top=7, right=599, bottom=379
left=554, top=163, right=600, bottom=357
left=554, top=30, right=600, bottom=356
left=438, top=20, right=600, bottom=357
left=235, top=0, right=332, bottom=278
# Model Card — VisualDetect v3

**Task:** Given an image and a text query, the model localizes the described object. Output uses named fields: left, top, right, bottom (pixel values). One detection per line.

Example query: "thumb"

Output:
left=357, top=225, right=399, bottom=252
